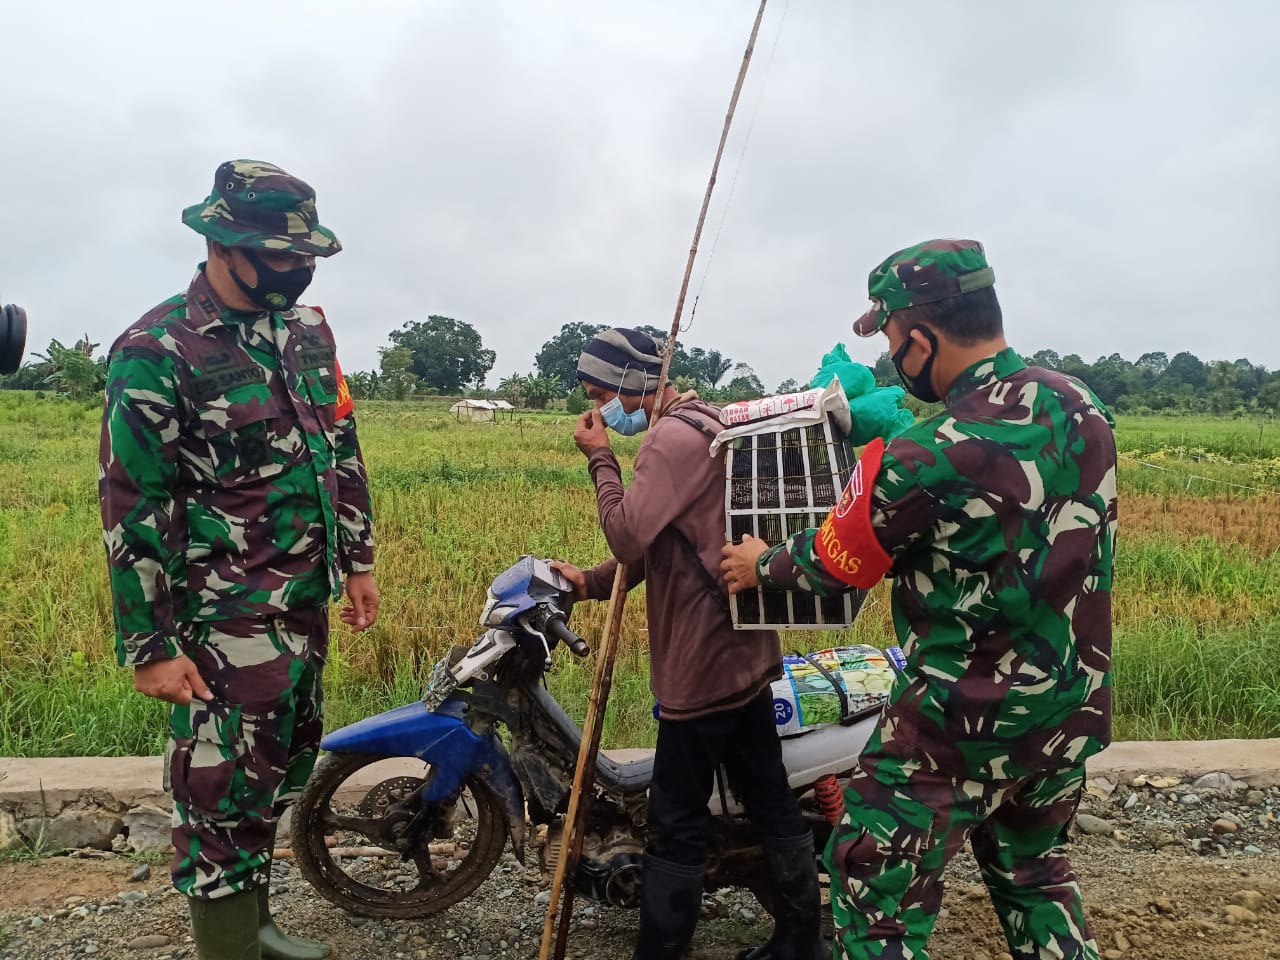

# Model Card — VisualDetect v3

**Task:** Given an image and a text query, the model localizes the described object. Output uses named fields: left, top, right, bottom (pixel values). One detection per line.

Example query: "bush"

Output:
left=566, top=387, right=590, bottom=415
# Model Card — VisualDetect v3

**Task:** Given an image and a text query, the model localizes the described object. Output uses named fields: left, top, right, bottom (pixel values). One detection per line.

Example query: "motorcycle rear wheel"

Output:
left=291, top=752, right=507, bottom=919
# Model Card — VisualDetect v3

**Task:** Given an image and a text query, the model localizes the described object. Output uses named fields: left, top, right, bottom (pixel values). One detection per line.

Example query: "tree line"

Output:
left=868, top=348, right=1280, bottom=416
left=341, top=318, right=769, bottom=409
left=344, top=317, right=1280, bottom=417
left=3, top=316, right=1279, bottom=416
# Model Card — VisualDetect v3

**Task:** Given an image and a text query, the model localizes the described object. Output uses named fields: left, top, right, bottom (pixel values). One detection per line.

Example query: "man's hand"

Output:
left=134, top=655, right=213, bottom=706
left=573, top=410, right=610, bottom=457
left=720, top=535, right=770, bottom=594
left=341, top=572, right=381, bottom=631
left=549, top=560, right=589, bottom=601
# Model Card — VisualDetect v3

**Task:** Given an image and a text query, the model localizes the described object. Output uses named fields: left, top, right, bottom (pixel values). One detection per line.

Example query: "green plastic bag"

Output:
left=809, top=344, right=875, bottom=400
left=848, top=385, right=915, bottom=445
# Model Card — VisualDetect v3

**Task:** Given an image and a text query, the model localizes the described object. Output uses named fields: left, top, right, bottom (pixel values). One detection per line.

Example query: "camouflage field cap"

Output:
left=852, top=238, right=994, bottom=337
left=181, top=159, right=342, bottom=257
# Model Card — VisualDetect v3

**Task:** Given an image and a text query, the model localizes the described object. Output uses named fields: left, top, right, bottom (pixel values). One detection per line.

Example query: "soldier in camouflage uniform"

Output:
left=721, top=240, right=1117, bottom=960
left=99, top=160, right=379, bottom=960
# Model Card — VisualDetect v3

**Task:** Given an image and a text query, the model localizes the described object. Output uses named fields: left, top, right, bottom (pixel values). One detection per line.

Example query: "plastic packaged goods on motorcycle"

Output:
left=1, top=302, right=28, bottom=375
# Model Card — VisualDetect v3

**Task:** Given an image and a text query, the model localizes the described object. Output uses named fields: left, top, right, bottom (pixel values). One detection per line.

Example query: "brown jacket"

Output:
left=582, top=397, right=782, bottom=720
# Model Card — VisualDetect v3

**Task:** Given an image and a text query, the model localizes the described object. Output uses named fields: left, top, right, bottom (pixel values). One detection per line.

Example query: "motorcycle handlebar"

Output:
left=546, top=615, right=590, bottom=657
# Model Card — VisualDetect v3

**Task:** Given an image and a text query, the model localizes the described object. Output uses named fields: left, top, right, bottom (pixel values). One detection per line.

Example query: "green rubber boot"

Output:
left=256, top=883, right=333, bottom=960
left=188, top=890, right=262, bottom=960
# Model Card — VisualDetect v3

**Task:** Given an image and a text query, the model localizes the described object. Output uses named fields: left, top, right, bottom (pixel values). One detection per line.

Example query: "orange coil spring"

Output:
left=814, top=774, right=843, bottom=825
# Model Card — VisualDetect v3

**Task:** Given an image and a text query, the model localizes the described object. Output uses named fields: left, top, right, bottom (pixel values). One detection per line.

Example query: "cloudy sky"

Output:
left=3, top=0, right=1276, bottom=388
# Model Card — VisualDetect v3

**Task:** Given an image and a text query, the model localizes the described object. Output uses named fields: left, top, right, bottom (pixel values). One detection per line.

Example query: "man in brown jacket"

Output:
left=552, top=328, right=825, bottom=960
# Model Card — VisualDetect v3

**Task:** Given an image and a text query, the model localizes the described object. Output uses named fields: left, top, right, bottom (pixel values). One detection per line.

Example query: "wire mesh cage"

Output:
left=725, top=418, right=868, bottom=629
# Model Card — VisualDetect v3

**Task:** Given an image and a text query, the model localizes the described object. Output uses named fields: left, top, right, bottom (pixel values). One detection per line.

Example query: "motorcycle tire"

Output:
left=291, top=752, right=507, bottom=919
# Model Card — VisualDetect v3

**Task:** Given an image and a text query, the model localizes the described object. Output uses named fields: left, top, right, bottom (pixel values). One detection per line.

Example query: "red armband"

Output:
left=335, top=360, right=355, bottom=419
left=814, top=436, right=893, bottom=588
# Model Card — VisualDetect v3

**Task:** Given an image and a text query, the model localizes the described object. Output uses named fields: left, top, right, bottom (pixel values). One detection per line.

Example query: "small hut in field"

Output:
left=449, top=398, right=497, bottom=423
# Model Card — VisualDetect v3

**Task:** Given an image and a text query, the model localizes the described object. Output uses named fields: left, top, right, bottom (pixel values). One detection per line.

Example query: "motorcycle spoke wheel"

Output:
left=291, top=752, right=507, bottom=919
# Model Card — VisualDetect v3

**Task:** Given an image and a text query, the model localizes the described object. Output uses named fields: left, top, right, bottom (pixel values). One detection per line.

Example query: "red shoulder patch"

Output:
left=814, top=436, right=893, bottom=588
left=335, top=360, right=354, bottom=419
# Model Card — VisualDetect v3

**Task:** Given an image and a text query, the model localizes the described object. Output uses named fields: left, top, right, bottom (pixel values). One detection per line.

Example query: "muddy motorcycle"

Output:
left=291, top=556, right=884, bottom=923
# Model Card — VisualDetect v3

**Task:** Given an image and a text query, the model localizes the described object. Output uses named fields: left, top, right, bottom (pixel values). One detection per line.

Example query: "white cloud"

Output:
left=1, top=0, right=1275, bottom=386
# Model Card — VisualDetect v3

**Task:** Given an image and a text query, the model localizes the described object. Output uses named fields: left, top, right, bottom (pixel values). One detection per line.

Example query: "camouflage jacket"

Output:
left=758, top=349, right=1117, bottom=778
left=99, top=268, right=374, bottom=667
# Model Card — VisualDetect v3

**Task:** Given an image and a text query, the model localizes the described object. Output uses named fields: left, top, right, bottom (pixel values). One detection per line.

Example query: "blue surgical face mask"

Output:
left=599, top=394, right=649, bottom=436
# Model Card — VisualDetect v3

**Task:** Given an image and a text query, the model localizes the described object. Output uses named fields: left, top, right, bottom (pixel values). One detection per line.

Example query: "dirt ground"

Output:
left=2, top=836, right=1278, bottom=960
left=930, top=841, right=1280, bottom=960
left=4, top=760, right=1279, bottom=958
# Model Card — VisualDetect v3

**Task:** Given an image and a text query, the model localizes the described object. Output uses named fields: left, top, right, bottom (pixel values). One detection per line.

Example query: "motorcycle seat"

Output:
left=528, top=684, right=654, bottom=793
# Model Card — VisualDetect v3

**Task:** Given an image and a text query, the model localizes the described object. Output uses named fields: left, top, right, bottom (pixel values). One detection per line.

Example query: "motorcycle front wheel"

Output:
left=291, top=752, right=507, bottom=919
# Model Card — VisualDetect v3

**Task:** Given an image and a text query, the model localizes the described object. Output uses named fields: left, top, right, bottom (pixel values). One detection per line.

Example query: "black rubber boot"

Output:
left=256, top=882, right=333, bottom=960
left=632, top=853, right=706, bottom=960
left=735, top=833, right=826, bottom=960
left=188, top=889, right=262, bottom=960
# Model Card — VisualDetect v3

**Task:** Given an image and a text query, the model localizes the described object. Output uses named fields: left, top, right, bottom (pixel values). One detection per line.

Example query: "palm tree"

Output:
left=523, top=374, right=563, bottom=410
left=685, top=347, right=735, bottom=389
left=1207, top=360, right=1241, bottom=415
left=702, top=350, right=734, bottom=389
left=345, top=370, right=379, bottom=400
left=32, top=335, right=106, bottom=400
left=499, top=373, right=527, bottom=408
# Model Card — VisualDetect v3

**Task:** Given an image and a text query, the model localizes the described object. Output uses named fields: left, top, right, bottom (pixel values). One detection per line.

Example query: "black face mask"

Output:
left=891, top=324, right=942, bottom=403
left=230, top=248, right=315, bottom=311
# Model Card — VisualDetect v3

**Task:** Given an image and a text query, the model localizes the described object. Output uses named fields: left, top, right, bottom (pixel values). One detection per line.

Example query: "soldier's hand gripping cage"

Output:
left=723, top=395, right=868, bottom=630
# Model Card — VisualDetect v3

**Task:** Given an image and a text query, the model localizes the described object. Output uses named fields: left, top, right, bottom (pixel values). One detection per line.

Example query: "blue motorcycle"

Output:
left=291, top=556, right=884, bottom=923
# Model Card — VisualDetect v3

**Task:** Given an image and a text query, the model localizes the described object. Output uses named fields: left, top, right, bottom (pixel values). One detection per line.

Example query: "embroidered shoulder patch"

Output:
left=335, top=360, right=354, bottom=419
left=814, top=436, right=893, bottom=588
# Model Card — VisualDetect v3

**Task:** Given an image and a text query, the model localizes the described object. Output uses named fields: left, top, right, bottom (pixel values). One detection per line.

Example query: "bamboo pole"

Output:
left=537, top=3, right=770, bottom=957
left=655, top=0, right=770, bottom=418
left=543, top=563, right=629, bottom=959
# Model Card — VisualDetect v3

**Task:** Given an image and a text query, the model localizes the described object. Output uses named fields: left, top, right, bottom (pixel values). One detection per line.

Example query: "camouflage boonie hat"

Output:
left=181, top=159, right=342, bottom=257
left=852, top=238, right=994, bottom=337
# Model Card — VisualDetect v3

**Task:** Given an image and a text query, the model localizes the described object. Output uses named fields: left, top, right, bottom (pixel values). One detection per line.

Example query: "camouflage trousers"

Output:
left=826, top=750, right=1097, bottom=960
left=165, top=608, right=328, bottom=900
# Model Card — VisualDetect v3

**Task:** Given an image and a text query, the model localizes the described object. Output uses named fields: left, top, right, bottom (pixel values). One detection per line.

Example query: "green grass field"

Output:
left=1, top=392, right=1277, bottom=757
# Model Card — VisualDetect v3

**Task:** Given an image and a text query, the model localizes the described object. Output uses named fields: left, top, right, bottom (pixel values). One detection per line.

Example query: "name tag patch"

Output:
left=191, top=364, right=266, bottom=402
left=299, top=346, right=336, bottom=369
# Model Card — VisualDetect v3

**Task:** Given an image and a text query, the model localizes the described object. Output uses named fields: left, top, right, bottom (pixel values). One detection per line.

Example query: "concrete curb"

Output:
left=2, top=739, right=1278, bottom=815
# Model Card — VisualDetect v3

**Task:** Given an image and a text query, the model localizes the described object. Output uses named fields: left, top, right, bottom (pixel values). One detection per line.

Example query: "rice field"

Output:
left=0, top=393, right=1276, bottom=757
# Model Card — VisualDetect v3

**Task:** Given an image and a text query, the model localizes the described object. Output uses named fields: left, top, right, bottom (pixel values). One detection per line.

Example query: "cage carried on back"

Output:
left=713, top=379, right=869, bottom=630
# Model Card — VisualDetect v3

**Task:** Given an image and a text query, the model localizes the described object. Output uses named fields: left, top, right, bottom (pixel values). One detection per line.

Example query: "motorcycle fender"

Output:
left=320, top=700, right=482, bottom=771
left=478, top=737, right=528, bottom=865
left=320, top=700, right=528, bottom=863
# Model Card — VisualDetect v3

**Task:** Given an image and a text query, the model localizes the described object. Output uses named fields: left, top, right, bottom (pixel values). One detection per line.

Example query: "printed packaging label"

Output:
left=770, top=645, right=895, bottom=736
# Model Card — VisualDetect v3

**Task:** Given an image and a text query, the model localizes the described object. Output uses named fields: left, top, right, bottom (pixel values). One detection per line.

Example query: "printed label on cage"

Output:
left=720, top=387, right=824, bottom=426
